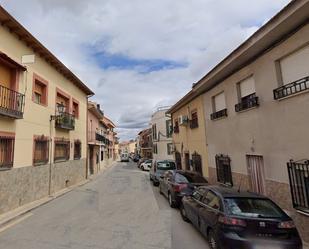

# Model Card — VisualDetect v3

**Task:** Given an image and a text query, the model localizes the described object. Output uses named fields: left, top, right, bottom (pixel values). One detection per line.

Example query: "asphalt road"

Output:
left=0, top=161, right=209, bottom=249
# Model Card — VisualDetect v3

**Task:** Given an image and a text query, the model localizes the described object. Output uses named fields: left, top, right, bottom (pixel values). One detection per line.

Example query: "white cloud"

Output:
left=0, top=0, right=290, bottom=140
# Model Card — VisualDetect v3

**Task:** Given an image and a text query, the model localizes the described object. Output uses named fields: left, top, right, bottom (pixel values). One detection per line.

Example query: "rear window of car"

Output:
left=224, top=198, right=286, bottom=218
left=175, top=173, right=208, bottom=183
left=157, top=161, right=176, bottom=170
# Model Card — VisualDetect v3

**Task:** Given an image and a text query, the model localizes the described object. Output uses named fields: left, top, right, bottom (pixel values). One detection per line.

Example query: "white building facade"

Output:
left=150, top=107, right=173, bottom=161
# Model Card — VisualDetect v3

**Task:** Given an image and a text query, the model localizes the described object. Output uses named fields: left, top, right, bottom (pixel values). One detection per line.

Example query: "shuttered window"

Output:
left=54, top=139, right=70, bottom=162
left=280, top=45, right=309, bottom=85
left=240, top=77, right=255, bottom=97
left=214, top=92, right=226, bottom=111
left=33, top=136, right=49, bottom=165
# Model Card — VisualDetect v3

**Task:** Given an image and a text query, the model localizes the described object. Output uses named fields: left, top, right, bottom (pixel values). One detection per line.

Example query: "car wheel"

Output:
left=141, top=166, right=144, bottom=171
left=168, top=192, right=175, bottom=208
left=208, top=229, right=220, bottom=249
left=180, top=204, right=189, bottom=222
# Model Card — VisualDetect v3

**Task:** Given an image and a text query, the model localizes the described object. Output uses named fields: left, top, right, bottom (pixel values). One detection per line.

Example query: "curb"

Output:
left=0, top=179, right=90, bottom=229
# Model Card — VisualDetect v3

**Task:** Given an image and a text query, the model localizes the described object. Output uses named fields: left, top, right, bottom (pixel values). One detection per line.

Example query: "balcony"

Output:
left=273, top=76, right=309, bottom=100
left=0, top=84, right=25, bottom=119
left=235, top=93, right=259, bottom=112
left=95, top=132, right=105, bottom=142
left=55, top=112, right=75, bottom=130
left=210, top=108, right=228, bottom=120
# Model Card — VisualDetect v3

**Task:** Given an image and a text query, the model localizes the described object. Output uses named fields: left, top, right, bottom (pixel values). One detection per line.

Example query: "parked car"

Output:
left=120, top=153, right=129, bottom=162
left=140, top=159, right=152, bottom=171
left=137, top=158, right=147, bottom=168
left=159, top=170, right=208, bottom=208
left=180, top=185, right=302, bottom=249
left=133, top=155, right=140, bottom=162
left=149, top=160, right=176, bottom=186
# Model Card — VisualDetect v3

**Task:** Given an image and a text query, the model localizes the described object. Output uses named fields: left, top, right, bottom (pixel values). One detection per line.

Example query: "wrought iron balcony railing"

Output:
left=0, top=84, right=25, bottom=119
left=235, top=94, right=259, bottom=112
left=55, top=112, right=75, bottom=130
left=273, top=76, right=309, bottom=100
left=95, top=132, right=105, bottom=142
left=210, top=108, right=228, bottom=120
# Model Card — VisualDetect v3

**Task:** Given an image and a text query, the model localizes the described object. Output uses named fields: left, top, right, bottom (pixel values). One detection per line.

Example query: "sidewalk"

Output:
left=0, top=179, right=89, bottom=229
left=0, top=161, right=118, bottom=229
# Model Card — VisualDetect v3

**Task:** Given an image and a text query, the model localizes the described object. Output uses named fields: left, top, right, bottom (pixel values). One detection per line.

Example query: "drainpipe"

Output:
left=48, top=116, right=54, bottom=197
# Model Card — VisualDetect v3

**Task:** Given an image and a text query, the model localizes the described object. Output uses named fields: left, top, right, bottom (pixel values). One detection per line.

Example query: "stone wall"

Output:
left=0, top=159, right=86, bottom=215
left=208, top=167, right=309, bottom=243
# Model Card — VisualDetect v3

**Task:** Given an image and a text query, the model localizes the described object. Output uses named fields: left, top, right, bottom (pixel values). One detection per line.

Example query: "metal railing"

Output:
left=55, top=112, right=75, bottom=130
left=88, top=131, right=106, bottom=143
left=287, top=160, right=309, bottom=213
left=210, top=108, right=228, bottom=120
left=0, top=84, right=25, bottom=119
left=235, top=94, right=259, bottom=112
left=274, top=76, right=309, bottom=100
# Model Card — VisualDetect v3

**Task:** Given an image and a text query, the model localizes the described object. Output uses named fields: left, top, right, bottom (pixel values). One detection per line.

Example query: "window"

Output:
left=190, top=110, right=198, bottom=129
left=74, top=140, right=81, bottom=160
left=152, top=124, right=157, bottom=140
left=56, top=88, right=70, bottom=113
left=235, top=77, right=259, bottom=112
left=166, top=119, right=172, bottom=138
left=173, top=119, right=179, bottom=133
left=274, top=45, right=309, bottom=100
left=280, top=45, right=309, bottom=85
left=33, top=136, right=49, bottom=165
left=0, top=134, right=15, bottom=169
left=215, top=154, right=233, bottom=186
left=153, top=143, right=158, bottom=154
left=72, top=99, right=79, bottom=118
left=211, top=92, right=227, bottom=120
left=167, top=143, right=173, bottom=155
left=32, top=74, right=48, bottom=106
left=54, top=139, right=70, bottom=162
left=203, top=191, right=221, bottom=210
left=225, top=198, right=285, bottom=218
left=287, top=160, right=309, bottom=213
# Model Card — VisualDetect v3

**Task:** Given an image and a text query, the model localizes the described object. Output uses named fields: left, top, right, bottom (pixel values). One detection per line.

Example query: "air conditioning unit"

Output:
left=178, top=115, right=188, bottom=126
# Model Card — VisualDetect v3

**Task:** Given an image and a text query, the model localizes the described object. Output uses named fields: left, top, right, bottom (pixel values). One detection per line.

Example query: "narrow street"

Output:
left=0, top=162, right=208, bottom=249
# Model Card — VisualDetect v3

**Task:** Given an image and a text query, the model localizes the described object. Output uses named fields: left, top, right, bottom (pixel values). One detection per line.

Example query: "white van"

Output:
left=120, top=153, right=129, bottom=162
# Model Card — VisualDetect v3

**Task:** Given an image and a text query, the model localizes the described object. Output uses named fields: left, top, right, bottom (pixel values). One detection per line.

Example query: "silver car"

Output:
left=149, top=160, right=176, bottom=186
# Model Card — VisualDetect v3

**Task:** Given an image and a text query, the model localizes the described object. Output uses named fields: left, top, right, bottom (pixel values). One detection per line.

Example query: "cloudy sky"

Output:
left=0, top=0, right=290, bottom=140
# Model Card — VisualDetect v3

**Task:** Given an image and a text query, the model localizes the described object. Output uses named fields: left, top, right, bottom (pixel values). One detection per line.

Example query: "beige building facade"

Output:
left=167, top=95, right=209, bottom=176
left=192, top=1, right=309, bottom=242
left=0, top=7, right=93, bottom=215
left=150, top=107, right=173, bottom=161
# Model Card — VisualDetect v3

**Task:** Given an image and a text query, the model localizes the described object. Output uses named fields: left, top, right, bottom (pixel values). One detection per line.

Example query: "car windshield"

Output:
left=157, top=161, right=176, bottom=170
left=224, top=198, right=285, bottom=218
left=175, top=173, right=208, bottom=183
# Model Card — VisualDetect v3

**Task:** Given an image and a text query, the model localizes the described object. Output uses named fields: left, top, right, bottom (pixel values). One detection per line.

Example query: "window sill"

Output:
left=54, top=159, right=69, bottom=163
left=32, top=100, right=48, bottom=107
left=235, top=105, right=259, bottom=114
left=218, top=182, right=233, bottom=187
left=0, top=167, right=12, bottom=171
left=33, top=161, right=49, bottom=166
left=211, top=116, right=227, bottom=121
left=295, top=208, right=309, bottom=217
